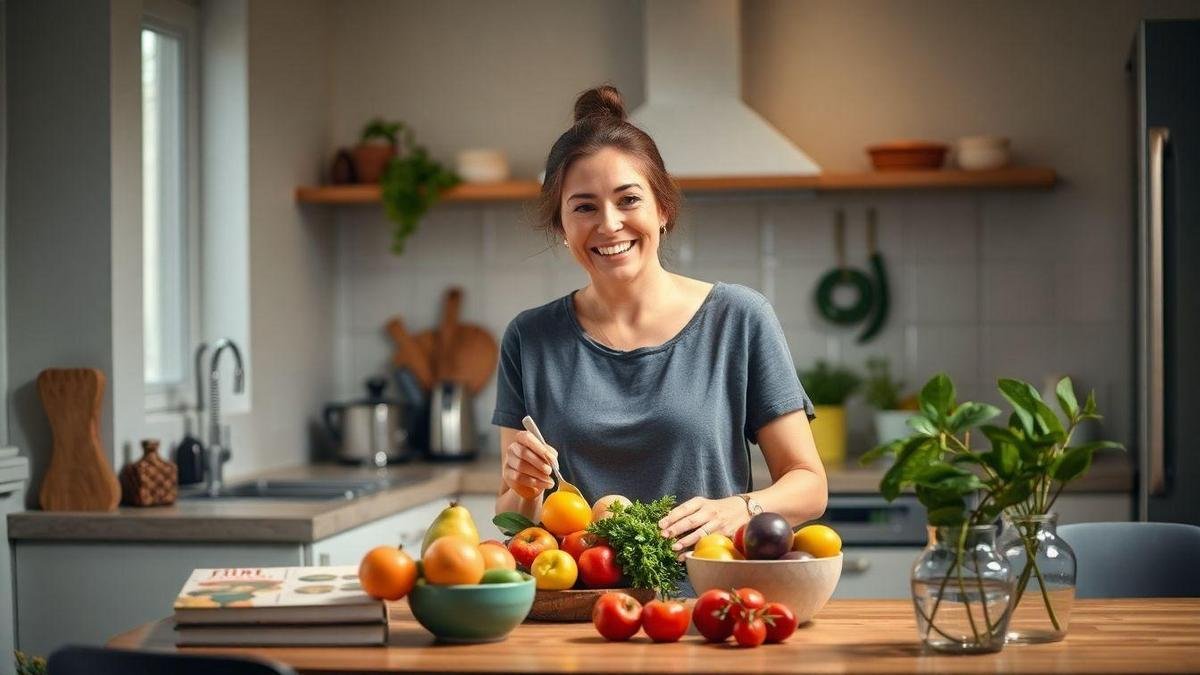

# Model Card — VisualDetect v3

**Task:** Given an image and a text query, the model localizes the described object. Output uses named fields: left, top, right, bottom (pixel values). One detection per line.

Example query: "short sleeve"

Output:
left=491, top=319, right=527, bottom=430
left=744, top=297, right=814, bottom=443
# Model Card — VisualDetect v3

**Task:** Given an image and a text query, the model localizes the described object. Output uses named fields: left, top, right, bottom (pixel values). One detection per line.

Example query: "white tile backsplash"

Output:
left=913, top=263, right=980, bottom=322
left=982, top=261, right=1056, bottom=323
left=334, top=192, right=1135, bottom=450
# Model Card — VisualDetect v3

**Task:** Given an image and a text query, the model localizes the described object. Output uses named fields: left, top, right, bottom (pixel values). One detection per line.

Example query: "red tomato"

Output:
left=692, top=589, right=737, bottom=642
left=579, top=545, right=623, bottom=588
left=561, top=530, right=603, bottom=562
left=763, top=602, right=798, bottom=643
left=641, top=599, right=692, bottom=643
left=591, top=592, right=642, bottom=642
left=733, top=614, right=767, bottom=647
left=734, top=523, right=747, bottom=556
left=734, top=587, right=766, bottom=620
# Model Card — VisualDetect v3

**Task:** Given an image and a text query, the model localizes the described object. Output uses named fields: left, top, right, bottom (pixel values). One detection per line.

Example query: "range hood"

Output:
left=630, top=0, right=821, bottom=177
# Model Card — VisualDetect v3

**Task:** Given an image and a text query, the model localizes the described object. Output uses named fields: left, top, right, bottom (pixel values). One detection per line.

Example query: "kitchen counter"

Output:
left=109, top=598, right=1200, bottom=674
left=7, top=455, right=1132, bottom=543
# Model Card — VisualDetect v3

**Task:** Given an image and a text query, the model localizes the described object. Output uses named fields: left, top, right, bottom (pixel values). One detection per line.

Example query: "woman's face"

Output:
left=559, top=146, right=666, bottom=285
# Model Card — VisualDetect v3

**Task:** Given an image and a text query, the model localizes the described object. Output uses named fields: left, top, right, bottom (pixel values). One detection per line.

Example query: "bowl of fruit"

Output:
left=685, top=514, right=843, bottom=625
left=359, top=502, right=537, bottom=643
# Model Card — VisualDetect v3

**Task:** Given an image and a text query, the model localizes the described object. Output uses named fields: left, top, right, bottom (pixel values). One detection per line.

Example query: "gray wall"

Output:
left=0, top=0, right=8, bottom=446
left=4, top=0, right=143, bottom=505
left=326, top=0, right=1200, bottom=460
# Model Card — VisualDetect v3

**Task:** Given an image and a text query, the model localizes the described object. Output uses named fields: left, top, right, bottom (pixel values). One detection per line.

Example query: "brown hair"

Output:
left=537, top=85, right=681, bottom=237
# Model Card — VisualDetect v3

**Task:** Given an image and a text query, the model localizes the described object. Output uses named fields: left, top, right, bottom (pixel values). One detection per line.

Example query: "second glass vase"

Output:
left=1000, top=513, right=1077, bottom=644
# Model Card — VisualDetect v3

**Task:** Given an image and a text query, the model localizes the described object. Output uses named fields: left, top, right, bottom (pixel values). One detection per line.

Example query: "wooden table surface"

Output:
left=108, top=598, right=1200, bottom=674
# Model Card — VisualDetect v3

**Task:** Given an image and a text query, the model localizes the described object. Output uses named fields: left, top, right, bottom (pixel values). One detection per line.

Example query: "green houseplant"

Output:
left=863, top=357, right=916, bottom=450
left=352, top=118, right=403, bottom=183
left=860, top=374, right=1123, bottom=651
left=375, top=124, right=461, bottom=254
left=798, top=360, right=861, bottom=468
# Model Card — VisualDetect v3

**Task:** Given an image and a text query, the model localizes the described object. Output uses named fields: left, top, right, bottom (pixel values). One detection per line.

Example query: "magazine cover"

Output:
left=174, top=566, right=372, bottom=609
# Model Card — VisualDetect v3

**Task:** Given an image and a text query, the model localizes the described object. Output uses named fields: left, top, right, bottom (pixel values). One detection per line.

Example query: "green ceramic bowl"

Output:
left=407, top=574, right=536, bottom=643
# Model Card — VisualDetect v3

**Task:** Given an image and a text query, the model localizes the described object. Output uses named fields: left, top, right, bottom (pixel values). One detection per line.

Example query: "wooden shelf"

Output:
left=295, top=167, right=1057, bottom=204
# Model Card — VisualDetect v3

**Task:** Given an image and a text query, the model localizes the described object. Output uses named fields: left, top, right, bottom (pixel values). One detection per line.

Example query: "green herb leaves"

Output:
left=587, top=495, right=685, bottom=599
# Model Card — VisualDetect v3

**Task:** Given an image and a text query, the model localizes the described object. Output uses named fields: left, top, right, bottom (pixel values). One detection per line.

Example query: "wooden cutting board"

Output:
left=526, top=587, right=657, bottom=622
left=37, top=368, right=121, bottom=511
left=387, top=317, right=435, bottom=391
left=412, top=288, right=499, bottom=396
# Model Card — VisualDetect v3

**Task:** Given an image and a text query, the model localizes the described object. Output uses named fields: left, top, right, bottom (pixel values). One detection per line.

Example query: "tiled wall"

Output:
left=334, top=191, right=1131, bottom=462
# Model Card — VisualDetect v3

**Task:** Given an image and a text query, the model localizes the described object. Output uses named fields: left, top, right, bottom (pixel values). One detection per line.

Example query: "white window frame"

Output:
left=143, top=0, right=202, bottom=414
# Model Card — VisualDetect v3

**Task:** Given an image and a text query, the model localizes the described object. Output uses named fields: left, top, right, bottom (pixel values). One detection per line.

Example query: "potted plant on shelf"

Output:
left=860, top=374, right=1123, bottom=652
left=380, top=134, right=461, bottom=254
left=352, top=118, right=402, bottom=183
left=863, top=357, right=918, bottom=453
left=798, top=360, right=861, bottom=468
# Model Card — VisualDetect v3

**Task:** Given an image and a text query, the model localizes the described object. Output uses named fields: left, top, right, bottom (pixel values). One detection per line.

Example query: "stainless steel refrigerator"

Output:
left=1133, top=19, right=1200, bottom=525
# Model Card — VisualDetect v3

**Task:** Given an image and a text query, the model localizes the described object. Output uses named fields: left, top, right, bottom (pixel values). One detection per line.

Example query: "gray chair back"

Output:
left=1059, top=521, right=1200, bottom=598
left=48, top=645, right=298, bottom=675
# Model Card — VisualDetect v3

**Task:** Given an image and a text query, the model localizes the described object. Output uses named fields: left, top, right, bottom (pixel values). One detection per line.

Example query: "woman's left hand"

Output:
left=658, top=496, right=749, bottom=559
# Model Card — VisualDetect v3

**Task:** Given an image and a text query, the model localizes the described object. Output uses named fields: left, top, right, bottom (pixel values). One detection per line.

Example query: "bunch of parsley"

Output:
left=587, top=495, right=686, bottom=598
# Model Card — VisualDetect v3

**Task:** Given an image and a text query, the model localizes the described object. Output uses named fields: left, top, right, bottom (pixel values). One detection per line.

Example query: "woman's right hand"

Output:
left=503, top=429, right=558, bottom=500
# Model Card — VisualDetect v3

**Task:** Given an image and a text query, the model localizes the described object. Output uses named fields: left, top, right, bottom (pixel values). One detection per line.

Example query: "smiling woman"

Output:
left=492, top=87, right=829, bottom=587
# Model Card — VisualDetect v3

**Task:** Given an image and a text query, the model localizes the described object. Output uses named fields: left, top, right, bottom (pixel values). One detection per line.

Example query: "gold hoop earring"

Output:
left=660, top=225, right=667, bottom=234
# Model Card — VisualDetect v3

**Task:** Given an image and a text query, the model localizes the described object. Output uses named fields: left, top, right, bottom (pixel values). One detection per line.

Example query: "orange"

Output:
left=358, top=545, right=418, bottom=600
left=423, top=536, right=485, bottom=585
left=540, top=491, right=592, bottom=537
left=478, top=542, right=517, bottom=571
left=791, top=524, right=842, bottom=558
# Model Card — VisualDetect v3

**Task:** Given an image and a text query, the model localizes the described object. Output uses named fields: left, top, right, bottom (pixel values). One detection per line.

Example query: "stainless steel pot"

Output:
left=323, top=378, right=410, bottom=466
left=427, top=381, right=477, bottom=460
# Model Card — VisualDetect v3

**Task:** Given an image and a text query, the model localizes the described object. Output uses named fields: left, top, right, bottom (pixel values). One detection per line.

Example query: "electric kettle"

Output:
left=426, top=381, right=478, bottom=460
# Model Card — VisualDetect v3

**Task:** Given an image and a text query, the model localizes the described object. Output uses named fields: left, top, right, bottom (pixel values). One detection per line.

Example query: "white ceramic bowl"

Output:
left=685, top=552, right=842, bottom=624
left=955, top=136, right=1010, bottom=171
left=455, top=149, right=510, bottom=183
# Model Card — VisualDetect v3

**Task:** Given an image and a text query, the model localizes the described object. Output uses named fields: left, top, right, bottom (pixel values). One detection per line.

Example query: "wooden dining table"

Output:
left=108, top=598, right=1200, bottom=674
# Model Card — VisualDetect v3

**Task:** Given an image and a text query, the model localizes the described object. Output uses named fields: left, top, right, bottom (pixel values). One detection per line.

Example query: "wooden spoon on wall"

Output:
left=386, top=317, right=435, bottom=391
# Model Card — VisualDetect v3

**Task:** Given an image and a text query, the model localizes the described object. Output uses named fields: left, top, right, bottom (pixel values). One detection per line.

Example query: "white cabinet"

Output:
left=833, top=547, right=920, bottom=599
left=14, top=541, right=303, bottom=657
left=307, top=493, right=506, bottom=566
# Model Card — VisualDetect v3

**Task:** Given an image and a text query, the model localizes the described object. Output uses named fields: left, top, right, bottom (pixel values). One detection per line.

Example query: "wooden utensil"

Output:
left=387, top=316, right=435, bottom=391
left=527, top=587, right=657, bottom=622
left=37, top=368, right=121, bottom=511
left=413, top=288, right=499, bottom=395
left=522, top=416, right=583, bottom=498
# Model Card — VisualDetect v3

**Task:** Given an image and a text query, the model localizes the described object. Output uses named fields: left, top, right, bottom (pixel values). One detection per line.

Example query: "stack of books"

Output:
left=172, top=565, right=387, bottom=646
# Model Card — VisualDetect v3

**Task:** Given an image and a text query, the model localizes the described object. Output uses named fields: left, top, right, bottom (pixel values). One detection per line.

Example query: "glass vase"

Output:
left=911, top=525, right=1014, bottom=654
left=1000, top=513, right=1077, bottom=644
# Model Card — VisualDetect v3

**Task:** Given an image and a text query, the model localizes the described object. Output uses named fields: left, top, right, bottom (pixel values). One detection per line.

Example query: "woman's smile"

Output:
left=591, top=239, right=638, bottom=259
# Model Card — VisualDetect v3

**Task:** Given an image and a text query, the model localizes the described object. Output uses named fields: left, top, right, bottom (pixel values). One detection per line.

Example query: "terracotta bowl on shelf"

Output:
left=867, top=140, right=949, bottom=171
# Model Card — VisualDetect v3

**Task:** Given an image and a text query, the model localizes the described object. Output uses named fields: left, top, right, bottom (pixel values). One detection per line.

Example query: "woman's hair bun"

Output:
left=573, top=85, right=627, bottom=124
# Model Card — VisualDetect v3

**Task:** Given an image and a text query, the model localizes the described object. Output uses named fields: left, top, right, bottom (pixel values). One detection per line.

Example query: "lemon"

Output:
left=693, top=545, right=735, bottom=561
left=792, top=524, right=842, bottom=558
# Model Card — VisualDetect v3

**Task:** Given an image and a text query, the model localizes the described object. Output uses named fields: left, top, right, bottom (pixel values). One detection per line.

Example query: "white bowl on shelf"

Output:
left=955, top=135, right=1010, bottom=171
left=455, top=149, right=510, bottom=183
left=684, top=552, right=842, bottom=624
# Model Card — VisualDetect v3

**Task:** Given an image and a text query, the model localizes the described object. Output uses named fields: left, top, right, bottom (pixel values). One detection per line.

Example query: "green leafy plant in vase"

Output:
left=988, top=377, right=1122, bottom=644
left=860, top=374, right=1123, bottom=651
left=352, top=118, right=403, bottom=183
left=863, top=356, right=917, bottom=453
left=798, top=360, right=861, bottom=468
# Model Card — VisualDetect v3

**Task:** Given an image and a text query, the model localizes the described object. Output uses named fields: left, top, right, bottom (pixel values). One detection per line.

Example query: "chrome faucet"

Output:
left=206, top=338, right=245, bottom=496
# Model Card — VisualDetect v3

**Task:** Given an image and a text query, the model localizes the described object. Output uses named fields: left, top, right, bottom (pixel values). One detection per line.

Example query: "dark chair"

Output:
left=1058, top=521, right=1200, bottom=598
left=47, top=645, right=298, bottom=675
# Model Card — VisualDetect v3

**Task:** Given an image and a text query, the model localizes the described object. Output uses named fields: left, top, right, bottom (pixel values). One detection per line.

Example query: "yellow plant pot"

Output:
left=810, top=405, right=847, bottom=468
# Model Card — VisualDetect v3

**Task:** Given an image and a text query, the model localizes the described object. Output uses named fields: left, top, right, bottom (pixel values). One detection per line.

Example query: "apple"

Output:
left=508, top=526, right=558, bottom=569
left=579, top=544, right=622, bottom=588
left=733, top=523, right=747, bottom=556
left=530, top=549, right=578, bottom=590
left=561, top=530, right=603, bottom=562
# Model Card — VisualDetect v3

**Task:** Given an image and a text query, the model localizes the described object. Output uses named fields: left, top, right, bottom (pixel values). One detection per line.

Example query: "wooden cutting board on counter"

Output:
left=37, top=368, right=121, bottom=511
left=390, top=287, right=499, bottom=395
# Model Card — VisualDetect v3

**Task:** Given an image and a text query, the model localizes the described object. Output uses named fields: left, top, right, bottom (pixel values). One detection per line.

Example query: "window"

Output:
left=143, top=0, right=199, bottom=411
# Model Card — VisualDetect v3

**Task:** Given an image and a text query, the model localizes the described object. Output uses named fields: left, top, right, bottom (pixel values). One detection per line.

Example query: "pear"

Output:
left=420, top=501, right=480, bottom=555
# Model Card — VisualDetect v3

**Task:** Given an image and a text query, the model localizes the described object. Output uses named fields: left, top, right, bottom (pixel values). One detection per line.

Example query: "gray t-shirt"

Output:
left=491, top=282, right=814, bottom=506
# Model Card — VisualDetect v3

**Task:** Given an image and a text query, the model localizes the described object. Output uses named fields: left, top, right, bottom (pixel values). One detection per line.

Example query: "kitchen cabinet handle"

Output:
left=842, top=557, right=871, bottom=574
left=1148, top=126, right=1169, bottom=497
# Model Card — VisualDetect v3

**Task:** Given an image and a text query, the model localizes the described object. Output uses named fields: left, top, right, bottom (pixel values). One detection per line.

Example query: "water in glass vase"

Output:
left=1006, top=586, right=1076, bottom=643
left=912, top=578, right=1014, bottom=654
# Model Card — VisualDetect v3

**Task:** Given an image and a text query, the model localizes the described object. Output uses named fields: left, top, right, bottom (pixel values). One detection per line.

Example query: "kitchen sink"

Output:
left=180, top=475, right=422, bottom=501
